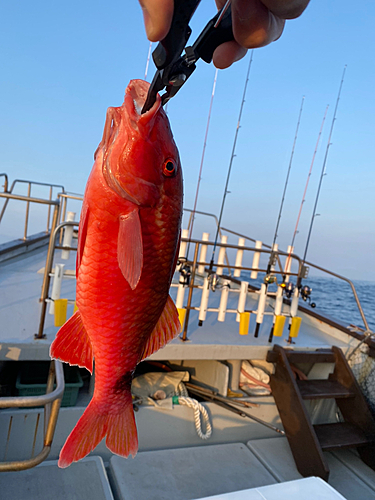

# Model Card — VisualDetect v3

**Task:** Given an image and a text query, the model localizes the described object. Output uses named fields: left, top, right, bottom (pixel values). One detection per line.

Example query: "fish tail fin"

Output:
left=58, top=397, right=138, bottom=468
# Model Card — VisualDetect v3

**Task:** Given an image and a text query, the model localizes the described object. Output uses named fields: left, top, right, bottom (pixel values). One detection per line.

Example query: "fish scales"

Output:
left=50, top=79, right=183, bottom=467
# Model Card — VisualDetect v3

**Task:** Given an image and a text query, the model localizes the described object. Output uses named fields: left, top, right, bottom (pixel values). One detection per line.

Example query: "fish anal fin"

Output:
left=141, top=295, right=180, bottom=361
left=118, top=209, right=143, bottom=290
left=50, top=310, right=93, bottom=373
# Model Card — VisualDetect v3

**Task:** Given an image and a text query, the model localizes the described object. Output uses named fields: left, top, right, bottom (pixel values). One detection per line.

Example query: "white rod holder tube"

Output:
left=256, top=283, right=267, bottom=325
left=216, top=235, right=227, bottom=276
left=274, top=285, right=284, bottom=318
left=178, top=229, right=189, bottom=260
left=250, top=240, right=262, bottom=280
left=233, top=237, right=245, bottom=278
left=198, top=232, right=210, bottom=274
left=176, top=284, right=185, bottom=309
left=199, top=277, right=210, bottom=324
left=236, top=281, right=248, bottom=322
left=284, top=245, right=294, bottom=283
left=61, top=212, right=76, bottom=260
left=270, top=243, right=278, bottom=272
left=218, top=280, right=230, bottom=322
left=48, top=264, right=65, bottom=315
left=290, top=286, right=299, bottom=319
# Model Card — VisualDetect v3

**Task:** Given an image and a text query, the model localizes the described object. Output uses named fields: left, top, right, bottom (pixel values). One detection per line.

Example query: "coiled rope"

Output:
left=176, top=396, right=212, bottom=440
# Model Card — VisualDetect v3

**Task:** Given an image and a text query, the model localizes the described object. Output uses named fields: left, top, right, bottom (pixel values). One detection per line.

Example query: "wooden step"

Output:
left=314, top=423, right=373, bottom=451
left=297, top=379, right=356, bottom=400
left=267, top=349, right=335, bottom=364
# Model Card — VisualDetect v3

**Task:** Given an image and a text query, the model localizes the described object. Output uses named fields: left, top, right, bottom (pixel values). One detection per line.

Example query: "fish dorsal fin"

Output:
left=118, top=209, right=143, bottom=290
left=50, top=310, right=93, bottom=373
left=77, top=201, right=89, bottom=275
left=141, top=295, right=181, bottom=361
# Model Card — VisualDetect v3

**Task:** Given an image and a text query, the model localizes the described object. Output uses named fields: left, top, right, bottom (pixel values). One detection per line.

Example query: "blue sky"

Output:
left=1, top=1, right=374, bottom=280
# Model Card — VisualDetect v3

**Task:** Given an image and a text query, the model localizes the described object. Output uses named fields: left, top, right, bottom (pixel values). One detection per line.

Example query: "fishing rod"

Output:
left=186, top=68, right=219, bottom=259
left=268, top=95, right=305, bottom=272
left=177, top=68, right=219, bottom=287
left=285, top=66, right=347, bottom=344
left=263, top=96, right=304, bottom=342
left=208, top=51, right=254, bottom=276
left=302, top=65, right=347, bottom=267
left=282, top=104, right=329, bottom=286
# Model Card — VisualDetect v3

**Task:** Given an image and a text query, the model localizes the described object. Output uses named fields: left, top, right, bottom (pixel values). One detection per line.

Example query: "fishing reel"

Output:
left=208, top=272, right=219, bottom=292
left=264, top=274, right=277, bottom=285
left=300, top=285, right=316, bottom=308
left=177, top=258, right=191, bottom=286
left=282, top=281, right=295, bottom=299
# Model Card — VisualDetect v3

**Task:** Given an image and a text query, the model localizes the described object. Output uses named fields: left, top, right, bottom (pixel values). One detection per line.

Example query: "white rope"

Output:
left=178, top=396, right=212, bottom=440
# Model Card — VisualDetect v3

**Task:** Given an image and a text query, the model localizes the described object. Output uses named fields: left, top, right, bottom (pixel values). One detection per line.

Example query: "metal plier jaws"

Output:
left=141, top=0, right=234, bottom=114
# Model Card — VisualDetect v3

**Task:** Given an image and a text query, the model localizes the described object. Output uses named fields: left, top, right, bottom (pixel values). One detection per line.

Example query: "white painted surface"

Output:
left=195, top=477, right=347, bottom=500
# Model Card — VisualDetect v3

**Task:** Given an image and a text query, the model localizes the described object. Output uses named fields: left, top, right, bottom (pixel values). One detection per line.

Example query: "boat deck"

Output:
left=1, top=439, right=375, bottom=500
left=0, top=243, right=357, bottom=362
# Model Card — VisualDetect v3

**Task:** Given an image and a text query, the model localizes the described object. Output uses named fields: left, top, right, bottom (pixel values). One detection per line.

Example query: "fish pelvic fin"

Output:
left=50, top=310, right=93, bottom=374
left=118, top=208, right=143, bottom=290
left=58, top=397, right=138, bottom=468
left=141, top=295, right=180, bottom=361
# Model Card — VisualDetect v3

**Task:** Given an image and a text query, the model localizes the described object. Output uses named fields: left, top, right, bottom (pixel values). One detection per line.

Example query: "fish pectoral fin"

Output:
left=118, top=208, right=143, bottom=290
left=141, top=295, right=181, bottom=361
left=50, top=310, right=93, bottom=373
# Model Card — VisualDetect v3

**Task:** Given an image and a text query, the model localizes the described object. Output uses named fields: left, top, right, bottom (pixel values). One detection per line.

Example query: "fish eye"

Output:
left=162, top=159, right=176, bottom=177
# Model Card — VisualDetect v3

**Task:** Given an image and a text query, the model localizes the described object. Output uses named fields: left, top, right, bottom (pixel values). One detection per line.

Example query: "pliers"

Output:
left=141, top=0, right=234, bottom=114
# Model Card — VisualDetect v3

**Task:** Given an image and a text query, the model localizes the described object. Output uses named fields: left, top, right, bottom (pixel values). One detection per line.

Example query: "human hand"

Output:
left=138, top=0, right=310, bottom=69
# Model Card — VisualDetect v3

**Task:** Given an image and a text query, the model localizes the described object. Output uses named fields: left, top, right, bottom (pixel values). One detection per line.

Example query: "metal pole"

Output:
left=36, top=204, right=60, bottom=339
left=181, top=242, right=200, bottom=341
left=24, top=182, right=31, bottom=240
left=47, top=185, right=53, bottom=232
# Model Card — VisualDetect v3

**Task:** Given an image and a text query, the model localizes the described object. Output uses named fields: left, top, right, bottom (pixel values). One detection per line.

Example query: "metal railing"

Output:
left=37, top=220, right=79, bottom=339
left=0, top=177, right=65, bottom=240
left=0, top=360, right=64, bottom=472
left=178, top=237, right=304, bottom=340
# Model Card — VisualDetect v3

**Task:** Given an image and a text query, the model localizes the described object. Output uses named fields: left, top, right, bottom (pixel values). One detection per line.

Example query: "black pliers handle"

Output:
left=141, top=0, right=234, bottom=114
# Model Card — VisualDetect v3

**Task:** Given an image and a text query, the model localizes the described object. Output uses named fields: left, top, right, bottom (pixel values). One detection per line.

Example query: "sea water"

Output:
left=242, top=273, right=375, bottom=333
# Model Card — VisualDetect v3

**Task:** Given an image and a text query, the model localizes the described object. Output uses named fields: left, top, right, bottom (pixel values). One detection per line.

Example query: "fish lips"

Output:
left=125, top=79, right=161, bottom=138
left=101, top=80, right=165, bottom=207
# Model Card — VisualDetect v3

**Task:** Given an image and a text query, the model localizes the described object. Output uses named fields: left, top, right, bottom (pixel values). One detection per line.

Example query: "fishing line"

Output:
left=302, top=65, right=347, bottom=265
left=186, top=68, right=219, bottom=260
left=283, top=104, right=329, bottom=276
left=209, top=50, right=254, bottom=272
left=144, top=42, right=153, bottom=81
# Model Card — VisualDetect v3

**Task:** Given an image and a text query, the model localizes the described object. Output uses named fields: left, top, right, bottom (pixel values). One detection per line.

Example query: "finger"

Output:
left=231, top=0, right=285, bottom=48
left=212, top=41, right=247, bottom=69
left=138, top=0, right=174, bottom=42
left=260, top=0, right=311, bottom=19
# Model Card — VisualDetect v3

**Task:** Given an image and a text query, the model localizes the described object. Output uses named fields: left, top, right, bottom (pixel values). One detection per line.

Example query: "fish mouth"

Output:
left=125, top=80, right=161, bottom=133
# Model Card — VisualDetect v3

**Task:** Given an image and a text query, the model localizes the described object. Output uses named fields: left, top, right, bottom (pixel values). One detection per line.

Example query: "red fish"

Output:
left=50, top=80, right=183, bottom=468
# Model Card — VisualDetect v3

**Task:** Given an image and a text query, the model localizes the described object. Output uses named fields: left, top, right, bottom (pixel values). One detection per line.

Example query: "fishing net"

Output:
left=348, top=344, right=375, bottom=417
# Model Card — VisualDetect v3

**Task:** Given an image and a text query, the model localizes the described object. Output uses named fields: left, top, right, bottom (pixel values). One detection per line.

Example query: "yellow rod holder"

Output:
left=54, top=299, right=68, bottom=327
left=177, top=308, right=186, bottom=333
left=239, top=312, right=251, bottom=336
left=289, top=316, right=302, bottom=338
left=273, top=315, right=286, bottom=337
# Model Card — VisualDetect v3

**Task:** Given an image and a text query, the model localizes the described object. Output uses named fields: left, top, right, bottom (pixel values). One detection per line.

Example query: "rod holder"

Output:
left=61, top=212, right=76, bottom=260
